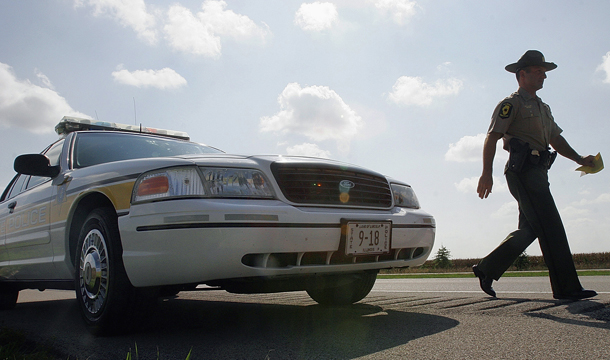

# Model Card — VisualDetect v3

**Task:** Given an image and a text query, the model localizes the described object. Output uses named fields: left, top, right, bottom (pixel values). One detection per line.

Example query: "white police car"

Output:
left=0, top=116, right=435, bottom=335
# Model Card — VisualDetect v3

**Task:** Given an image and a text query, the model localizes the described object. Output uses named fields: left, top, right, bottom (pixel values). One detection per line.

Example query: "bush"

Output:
left=382, top=252, right=610, bottom=274
left=433, top=246, right=452, bottom=269
left=513, top=252, right=530, bottom=271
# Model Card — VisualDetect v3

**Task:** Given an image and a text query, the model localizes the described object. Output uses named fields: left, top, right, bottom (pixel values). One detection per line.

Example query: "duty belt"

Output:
left=530, top=149, right=557, bottom=169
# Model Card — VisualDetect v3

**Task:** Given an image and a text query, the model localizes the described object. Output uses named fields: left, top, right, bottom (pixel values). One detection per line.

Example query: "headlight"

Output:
left=391, top=183, right=420, bottom=209
left=132, top=166, right=275, bottom=203
left=201, top=168, right=274, bottom=198
left=133, top=167, right=205, bottom=203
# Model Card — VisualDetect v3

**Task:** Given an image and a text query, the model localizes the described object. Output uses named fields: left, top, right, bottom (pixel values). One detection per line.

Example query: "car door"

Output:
left=0, top=174, right=28, bottom=278
left=3, top=140, right=64, bottom=280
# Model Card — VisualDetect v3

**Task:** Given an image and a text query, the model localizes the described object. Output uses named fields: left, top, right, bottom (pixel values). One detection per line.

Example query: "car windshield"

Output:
left=74, top=132, right=223, bottom=168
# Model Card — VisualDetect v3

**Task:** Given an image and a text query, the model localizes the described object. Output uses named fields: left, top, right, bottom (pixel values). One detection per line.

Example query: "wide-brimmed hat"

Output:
left=505, top=50, right=557, bottom=73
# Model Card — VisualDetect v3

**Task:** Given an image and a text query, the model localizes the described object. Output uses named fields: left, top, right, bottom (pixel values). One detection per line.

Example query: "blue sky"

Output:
left=1, top=0, right=609, bottom=259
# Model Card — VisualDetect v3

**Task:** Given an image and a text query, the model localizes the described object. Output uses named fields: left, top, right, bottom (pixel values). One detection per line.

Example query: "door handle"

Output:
left=8, top=201, right=16, bottom=214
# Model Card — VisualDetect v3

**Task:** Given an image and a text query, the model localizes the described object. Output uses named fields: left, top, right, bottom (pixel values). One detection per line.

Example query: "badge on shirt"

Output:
left=499, top=102, right=513, bottom=119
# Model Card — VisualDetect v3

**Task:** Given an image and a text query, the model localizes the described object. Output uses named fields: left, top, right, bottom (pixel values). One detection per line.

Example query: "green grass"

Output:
left=1, top=331, right=194, bottom=360
left=378, top=269, right=610, bottom=279
left=0, top=327, right=58, bottom=360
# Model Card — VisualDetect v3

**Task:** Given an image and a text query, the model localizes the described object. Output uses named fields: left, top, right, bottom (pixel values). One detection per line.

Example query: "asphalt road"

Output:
left=5, top=276, right=610, bottom=359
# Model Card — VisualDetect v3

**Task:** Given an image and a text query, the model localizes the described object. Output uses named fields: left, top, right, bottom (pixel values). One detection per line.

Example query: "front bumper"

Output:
left=118, top=199, right=435, bottom=287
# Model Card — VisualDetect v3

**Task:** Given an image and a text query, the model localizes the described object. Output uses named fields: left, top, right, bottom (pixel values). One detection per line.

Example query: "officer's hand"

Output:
left=577, top=155, right=595, bottom=167
left=477, top=174, right=493, bottom=199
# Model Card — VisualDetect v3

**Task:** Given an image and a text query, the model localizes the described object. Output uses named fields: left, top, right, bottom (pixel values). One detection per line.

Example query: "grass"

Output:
left=0, top=335, right=195, bottom=360
left=125, top=343, right=193, bottom=360
left=378, top=269, right=610, bottom=279
left=0, top=327, right=59, bottom=360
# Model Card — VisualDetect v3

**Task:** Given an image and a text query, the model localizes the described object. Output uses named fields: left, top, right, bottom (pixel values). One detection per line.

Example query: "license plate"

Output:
left=344, top=221, right=391, bottom=256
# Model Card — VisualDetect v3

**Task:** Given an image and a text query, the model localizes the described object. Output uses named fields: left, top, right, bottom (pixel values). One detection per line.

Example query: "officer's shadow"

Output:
left=523, top=298, right=610, bottom=329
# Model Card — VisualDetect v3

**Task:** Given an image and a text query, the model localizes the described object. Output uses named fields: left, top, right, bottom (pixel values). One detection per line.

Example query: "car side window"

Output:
left=25, top=139, right=65, bottom=190
left=44, top=139, right=64, bottom=166
left=5, top=174, right=28, bottom=200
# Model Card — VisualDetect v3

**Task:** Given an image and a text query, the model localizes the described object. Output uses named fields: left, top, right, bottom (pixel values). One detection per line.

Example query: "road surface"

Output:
left=5, top=276, right=609, bottom=359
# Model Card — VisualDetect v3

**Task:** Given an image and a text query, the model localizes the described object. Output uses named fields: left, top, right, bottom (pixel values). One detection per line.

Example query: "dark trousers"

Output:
left=477, top=164, right=582, bottom=296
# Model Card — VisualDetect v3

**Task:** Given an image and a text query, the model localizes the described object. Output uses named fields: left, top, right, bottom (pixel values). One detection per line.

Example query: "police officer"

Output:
left=473, top=50, right=597, bottom=300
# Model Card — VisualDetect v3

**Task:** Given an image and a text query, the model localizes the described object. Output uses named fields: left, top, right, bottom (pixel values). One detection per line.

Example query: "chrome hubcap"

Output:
left=78, top=229, right=109, bottom=315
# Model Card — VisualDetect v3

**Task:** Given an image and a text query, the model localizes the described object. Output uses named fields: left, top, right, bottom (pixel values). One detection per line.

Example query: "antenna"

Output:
left=133, top=97, right=137, bottom=125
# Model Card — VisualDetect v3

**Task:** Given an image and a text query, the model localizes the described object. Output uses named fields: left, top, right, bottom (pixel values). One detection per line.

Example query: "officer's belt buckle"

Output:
left=531, top=149, right=540, bottom=156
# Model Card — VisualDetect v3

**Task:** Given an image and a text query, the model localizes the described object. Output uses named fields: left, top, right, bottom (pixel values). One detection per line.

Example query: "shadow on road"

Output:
left=2, top=294, right=459, bottom=359
left=524, top=298, right=610, bottom=330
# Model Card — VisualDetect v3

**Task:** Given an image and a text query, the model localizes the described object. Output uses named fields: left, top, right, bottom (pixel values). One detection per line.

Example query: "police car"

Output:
left=0, top=116, right=435, bottom=335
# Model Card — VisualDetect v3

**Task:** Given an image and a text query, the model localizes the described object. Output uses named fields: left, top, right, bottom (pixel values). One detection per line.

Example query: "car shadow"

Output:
left=3, top=293, right=459, bottom=360
left=138, top=297, right=459, bottom=359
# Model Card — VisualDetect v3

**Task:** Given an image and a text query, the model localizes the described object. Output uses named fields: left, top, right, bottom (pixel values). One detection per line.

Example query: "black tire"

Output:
left=0, top=288, right=19, bottom=310
left=75, top=208, right=151, bottom=336
left=306, top=271, right=378, bottom=306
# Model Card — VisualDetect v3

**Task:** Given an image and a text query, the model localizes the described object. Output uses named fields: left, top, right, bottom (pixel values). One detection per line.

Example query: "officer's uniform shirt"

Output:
left=488, top=88, right=562, bottom=152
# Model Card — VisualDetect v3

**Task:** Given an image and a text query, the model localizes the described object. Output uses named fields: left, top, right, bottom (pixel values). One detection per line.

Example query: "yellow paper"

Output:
left=575, top=153, right=603, bottom=176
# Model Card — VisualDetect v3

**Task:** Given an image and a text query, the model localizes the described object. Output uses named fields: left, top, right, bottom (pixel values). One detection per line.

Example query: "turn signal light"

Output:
left=137, top=175, right=169, bottom=197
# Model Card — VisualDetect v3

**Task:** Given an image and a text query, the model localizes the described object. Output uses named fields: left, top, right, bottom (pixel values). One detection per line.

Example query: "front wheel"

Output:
left=306, top=271, right=378, bottom=306
left=75, top=208, right=151, bottom=335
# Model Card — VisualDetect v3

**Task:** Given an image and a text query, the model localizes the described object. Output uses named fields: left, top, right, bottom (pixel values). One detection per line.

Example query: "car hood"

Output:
left=181, top=153, right=383, bottom=177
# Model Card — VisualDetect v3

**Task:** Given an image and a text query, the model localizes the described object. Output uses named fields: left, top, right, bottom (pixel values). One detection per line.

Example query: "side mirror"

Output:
left=14, top=154, right=61, bottom=178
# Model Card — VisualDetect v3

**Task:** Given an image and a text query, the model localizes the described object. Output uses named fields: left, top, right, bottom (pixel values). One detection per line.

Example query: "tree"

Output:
left=433, top=245, right=452, bottom=269
left=513, top=251, right=530, bottom=271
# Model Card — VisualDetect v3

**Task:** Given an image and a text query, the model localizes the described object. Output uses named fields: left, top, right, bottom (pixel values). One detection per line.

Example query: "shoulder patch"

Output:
left=499, top=102, right=513, bottom=119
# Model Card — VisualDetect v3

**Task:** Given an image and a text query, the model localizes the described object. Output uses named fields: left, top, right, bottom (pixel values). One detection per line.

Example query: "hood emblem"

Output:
left=339, top=180, right=355, bottom=189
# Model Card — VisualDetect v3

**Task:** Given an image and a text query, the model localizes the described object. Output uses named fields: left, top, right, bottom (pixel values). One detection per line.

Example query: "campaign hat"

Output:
left=505, top=50, right=557, bottom=73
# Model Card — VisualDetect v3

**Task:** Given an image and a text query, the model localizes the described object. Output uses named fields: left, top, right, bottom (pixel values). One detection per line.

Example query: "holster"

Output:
left=506, top=137, right=557, bottom=173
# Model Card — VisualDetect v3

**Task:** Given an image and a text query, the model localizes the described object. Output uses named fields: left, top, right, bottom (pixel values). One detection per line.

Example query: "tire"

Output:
left=75, top=208, right=151, bottom=336
left=0, top=288, right=19, bottom=310
left=306, top=271, right=378, bottom=306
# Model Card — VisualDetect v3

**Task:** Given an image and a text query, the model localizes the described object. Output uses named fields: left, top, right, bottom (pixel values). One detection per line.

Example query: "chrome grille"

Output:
left=271, top=163, right=392, bottom=208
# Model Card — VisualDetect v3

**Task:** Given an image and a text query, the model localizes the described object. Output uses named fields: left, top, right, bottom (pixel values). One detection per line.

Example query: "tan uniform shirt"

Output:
left=488, top=88, right=562, bottom=151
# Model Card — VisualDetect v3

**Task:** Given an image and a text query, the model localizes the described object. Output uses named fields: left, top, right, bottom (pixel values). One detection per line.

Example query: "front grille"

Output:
left=271, top=162, right=392, bottom=208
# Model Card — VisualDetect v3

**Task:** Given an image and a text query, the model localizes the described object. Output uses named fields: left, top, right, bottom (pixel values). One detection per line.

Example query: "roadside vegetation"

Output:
left=381, top=248, right=610, bottom=277
left=0, top=327, right=60, bottom=360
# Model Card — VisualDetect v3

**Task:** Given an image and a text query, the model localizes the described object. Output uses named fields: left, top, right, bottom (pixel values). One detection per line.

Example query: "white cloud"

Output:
left=35, top=69, right=55, bottom=90
left=445, top=133, right=486, bottom=162
left=164, top=1, right=270, bottom=58
left=597, top=51, right=610, bottom=83
left=561, top=205, right=591, bottom=219
left=76, top=0, right=158, bottom=45
left=165, top=4, right=220, bottom=57
left=388, top=76, right=462, bottom=106
left=445, top=133, right=508, bottom=167
left=0, top=63, right=90, bottom=134
left=455, top=175, right=507, bottom=194
left=286, top=143, right=332, bottom=158
left=454, top=176, right=479, bottom=193
left=112, top=66, right=187, bottom=89
left=571, top=192, right=610, bottom=207
left=372, top=0, right=418, bottom=25
left=491, top=201, right=518, bottom=219
left=294, top=2, right=338, bottom=32
left=260, top=83, right=363, bottom=153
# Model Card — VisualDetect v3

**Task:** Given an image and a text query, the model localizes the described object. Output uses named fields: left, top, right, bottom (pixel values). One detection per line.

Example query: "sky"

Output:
left=1, top=0, right=609, bottom=260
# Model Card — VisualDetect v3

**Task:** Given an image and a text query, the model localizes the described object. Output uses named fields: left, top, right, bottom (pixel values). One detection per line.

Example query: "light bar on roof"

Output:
left=55, top=116, right=190, bottom=140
